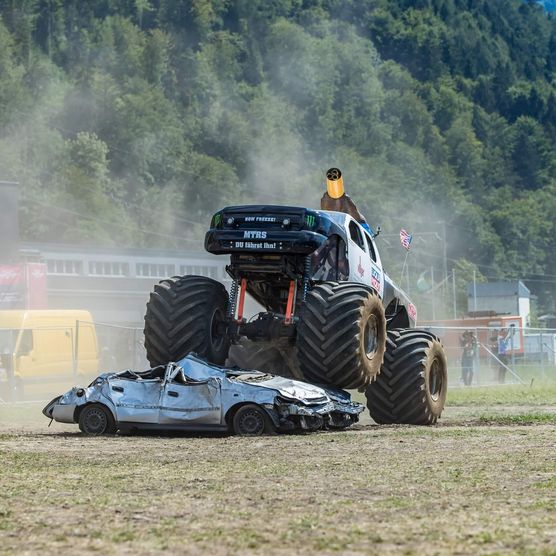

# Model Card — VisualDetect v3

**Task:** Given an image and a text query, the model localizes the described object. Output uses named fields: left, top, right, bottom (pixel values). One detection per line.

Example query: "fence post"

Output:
left=8, top=351, right=16, bottom=403
left=73, top=320, right=80, bottom=381
left=540, top=331, right=545, bottom=380
left=510, top=329, right=515, bottom=381
left=133, top=327, right=138, bottom=369
left=474, top=327, right=480, bottom=385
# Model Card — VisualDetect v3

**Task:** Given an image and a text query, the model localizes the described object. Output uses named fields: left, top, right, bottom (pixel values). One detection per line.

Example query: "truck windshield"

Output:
left=310, top=235, right=349, bottom=281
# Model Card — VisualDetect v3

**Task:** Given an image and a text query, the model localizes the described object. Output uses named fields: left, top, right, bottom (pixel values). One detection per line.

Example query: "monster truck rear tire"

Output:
left=365, top=329, right=448, bottom=425
left=144, top=275, right=230, bottom=367
left=296, top=282, right=386, bottom=389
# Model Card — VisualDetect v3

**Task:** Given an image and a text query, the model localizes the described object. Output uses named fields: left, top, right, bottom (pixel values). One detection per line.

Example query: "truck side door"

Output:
left=363, top=231, right=384, bottom=299
left=346, top=219, right=373, bottom=287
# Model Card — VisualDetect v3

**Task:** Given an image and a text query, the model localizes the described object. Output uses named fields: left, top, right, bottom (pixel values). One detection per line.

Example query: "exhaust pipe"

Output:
left=321, top=167, right=370, bottom=232
left=326, top=167, right=344, bottom=199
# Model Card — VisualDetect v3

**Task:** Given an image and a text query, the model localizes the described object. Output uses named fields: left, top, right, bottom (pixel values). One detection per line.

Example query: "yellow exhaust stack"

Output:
left=321, top=167, right=368, bottom=228
left=326, top=167, right=345, bottom=199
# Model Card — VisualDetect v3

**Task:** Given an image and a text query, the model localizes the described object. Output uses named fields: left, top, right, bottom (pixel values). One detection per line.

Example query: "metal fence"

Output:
left=0, top=321, right=146, bottom=403
left=422, top=325, right=556, bottom=387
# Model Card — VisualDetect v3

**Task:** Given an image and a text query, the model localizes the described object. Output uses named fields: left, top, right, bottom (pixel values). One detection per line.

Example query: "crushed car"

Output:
left=43, top=354, right=364, bottom=436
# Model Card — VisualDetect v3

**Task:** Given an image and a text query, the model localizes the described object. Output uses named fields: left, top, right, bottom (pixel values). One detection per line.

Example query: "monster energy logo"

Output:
left=305, top=215, right=316, bottom=227
left=214, top=213, right=222, bottom=226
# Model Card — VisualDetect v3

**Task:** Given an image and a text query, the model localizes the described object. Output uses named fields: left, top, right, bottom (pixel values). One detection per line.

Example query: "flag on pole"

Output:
left=400, top=229, right=412, bottom=251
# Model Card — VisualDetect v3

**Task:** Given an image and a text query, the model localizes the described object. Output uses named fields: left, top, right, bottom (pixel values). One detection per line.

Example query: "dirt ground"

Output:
left=1, top=388, right=555, bottom=555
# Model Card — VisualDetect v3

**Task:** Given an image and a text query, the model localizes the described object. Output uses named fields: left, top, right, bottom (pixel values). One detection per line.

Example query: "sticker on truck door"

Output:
left=371, top=268, right=381, bottom=292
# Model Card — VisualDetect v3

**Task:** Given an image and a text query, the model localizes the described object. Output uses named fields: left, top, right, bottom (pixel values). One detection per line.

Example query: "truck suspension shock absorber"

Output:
left=227, top=279, right=239, bottom=318
left=302, top=255, right=311, bottom=302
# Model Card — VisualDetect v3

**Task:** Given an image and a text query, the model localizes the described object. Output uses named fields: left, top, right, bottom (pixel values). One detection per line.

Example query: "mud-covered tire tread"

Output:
left=366, top=328, right=448, bottom=425
left=296, top=282, right=386, bottom=389
left=144, top=275, right=230, bottom=367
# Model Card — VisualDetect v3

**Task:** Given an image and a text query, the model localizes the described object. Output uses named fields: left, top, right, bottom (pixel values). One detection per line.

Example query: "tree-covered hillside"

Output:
left=0, top=0, right=555, bottom=315
left=537, top=1, right=556, bottom=12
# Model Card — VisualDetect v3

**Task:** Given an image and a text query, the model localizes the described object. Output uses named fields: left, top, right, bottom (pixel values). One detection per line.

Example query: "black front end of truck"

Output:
left=205, top=205, right=329, bottom=256
left=204, top=205, right=348, bottom=319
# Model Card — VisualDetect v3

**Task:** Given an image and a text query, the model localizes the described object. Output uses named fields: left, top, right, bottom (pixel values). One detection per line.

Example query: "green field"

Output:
left=1, top=384, right=555, bottom=555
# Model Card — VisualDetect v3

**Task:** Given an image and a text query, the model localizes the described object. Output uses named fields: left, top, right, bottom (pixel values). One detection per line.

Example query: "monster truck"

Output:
left=144, top=200, right=448, bottom=425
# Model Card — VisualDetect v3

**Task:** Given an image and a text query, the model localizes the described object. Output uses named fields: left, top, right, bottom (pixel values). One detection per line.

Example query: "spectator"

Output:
left=497, top=329, right=510, bottom=384
left=460, top=330, right=477, bottom=386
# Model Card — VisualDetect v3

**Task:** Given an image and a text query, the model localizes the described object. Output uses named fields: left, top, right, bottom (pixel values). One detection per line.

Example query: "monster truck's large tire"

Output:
left=296, top=282, right=387, bottom=389
left=365, top=328, right=448, bottom=425
left=144, top=275, right=230, bottom=367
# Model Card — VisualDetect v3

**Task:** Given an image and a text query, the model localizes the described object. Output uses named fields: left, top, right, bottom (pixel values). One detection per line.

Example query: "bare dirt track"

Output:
left=1, top=394, right=555, bottom=555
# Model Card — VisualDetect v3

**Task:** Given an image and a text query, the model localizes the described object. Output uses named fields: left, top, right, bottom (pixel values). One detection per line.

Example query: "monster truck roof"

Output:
left=210, top=205, right=362, bottom=230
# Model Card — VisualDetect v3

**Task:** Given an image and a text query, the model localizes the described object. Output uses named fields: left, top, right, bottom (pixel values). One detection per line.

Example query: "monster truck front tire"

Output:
left=296, top=282, right=387, bottom=389
left=365, top=329, right=448, bottom=425
left=144, top=275, right=230, bottom=367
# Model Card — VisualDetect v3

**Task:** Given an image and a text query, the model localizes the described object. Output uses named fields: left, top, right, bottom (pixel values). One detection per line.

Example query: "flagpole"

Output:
left=398, top=229, right=412, bottom=291
left=400, top=249, right=410, bottom=290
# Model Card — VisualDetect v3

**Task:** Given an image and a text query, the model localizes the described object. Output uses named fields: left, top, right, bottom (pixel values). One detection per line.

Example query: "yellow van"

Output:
left=0, top=310, right=99, bottom=400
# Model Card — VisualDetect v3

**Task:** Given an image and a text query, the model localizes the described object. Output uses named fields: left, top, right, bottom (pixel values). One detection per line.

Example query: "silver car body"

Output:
left=43, top=354, right=364, bottom=433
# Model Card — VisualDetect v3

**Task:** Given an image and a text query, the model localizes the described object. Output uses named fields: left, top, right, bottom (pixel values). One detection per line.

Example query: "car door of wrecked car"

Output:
left=159, top=370, right=222, bottom=426
left=108, top=375, right=162, bottom=424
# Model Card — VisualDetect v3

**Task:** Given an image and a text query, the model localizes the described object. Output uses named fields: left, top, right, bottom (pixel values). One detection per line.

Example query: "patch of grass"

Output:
left=475, top=531, right=495, bottom=544
left=313, top=529, right=369, bottom=552
left=111, top=529, right=136, bottom=543
left=528, top=500, right=556, bottom=511
left=233, top=528, right=269, bottom=550
left=478, top=412, right=556, bottom=425
left=447, top=383, right=556, bottom=406
left=380, top=496, right=411, bottom=509
left=534, top=476, right=556, bottom=490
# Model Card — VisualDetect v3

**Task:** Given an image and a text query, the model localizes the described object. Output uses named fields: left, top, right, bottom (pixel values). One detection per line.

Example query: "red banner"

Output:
left=25, top=263, right=47, bottom=309
left=0, top=263, right=47, bottom=309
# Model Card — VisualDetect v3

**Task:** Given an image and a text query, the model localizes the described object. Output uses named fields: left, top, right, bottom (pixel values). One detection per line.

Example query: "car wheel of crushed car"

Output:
left=232, top=404, right=274, bottom=436
left=78, top=404, right=117, bottom=435
left=365, top=329, right=448, bottom=425
left=144, top=275, right=231, bottom=367
left=297, top=282, right=386, bottom=389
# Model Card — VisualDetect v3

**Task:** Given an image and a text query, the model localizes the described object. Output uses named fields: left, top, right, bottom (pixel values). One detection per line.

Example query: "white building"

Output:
left=467, top=281, right=531, bottom=325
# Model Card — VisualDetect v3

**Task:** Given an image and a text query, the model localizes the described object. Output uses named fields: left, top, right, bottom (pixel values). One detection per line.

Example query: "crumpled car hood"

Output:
left=245, top=375, right=328, bottom=402
left=180, top=355, right=329, bottom=403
